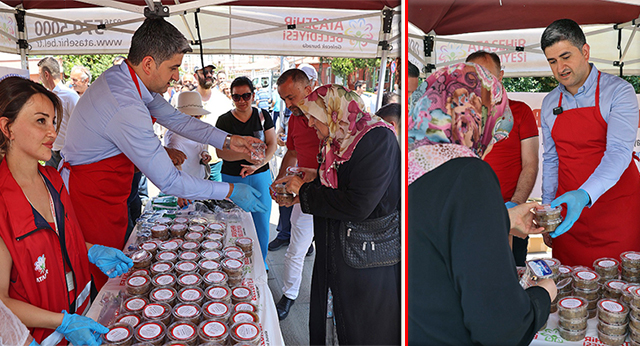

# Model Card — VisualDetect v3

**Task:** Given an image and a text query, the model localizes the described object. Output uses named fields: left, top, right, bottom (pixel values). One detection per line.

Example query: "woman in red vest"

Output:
left=0, top=77, right=133, bottom=346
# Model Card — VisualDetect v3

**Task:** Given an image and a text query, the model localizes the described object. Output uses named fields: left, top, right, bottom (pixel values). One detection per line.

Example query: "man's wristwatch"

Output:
left=223, top=134, right=232, bottom=150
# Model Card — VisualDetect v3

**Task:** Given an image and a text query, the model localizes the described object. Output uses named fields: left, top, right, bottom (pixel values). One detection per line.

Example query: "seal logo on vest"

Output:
left=34, top=255, right=48, bottom=282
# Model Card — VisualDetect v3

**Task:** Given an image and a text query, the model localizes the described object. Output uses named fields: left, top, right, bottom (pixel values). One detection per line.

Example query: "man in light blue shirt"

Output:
left=38, top=56, right=79, bottom=169
left=61, top=18, right=266, bottom=288
left=539, top=18, right=640, bottom=266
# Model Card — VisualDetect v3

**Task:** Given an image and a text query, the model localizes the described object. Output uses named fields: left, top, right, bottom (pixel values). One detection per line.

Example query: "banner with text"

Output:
left=0, top=5, right=396, bottom=59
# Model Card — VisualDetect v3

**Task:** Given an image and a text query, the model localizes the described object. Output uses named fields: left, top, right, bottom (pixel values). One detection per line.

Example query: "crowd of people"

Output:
left=0, top=15, right=402, bottom=346
left=408, top=18, right=640, bottom=345
left=4, top=9, right=629, bottom=346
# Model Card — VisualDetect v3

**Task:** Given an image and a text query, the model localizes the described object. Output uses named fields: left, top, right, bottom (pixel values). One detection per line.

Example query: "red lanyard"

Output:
left=125, top=60, right=156, bottom=124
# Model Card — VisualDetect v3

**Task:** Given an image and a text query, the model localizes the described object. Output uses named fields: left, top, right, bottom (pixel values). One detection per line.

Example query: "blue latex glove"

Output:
left=56, top=310, right=108, bottom=346
left=229, top=183, right=268, bottom=213
left=549, top=189, right=590, bottom=238
left=87, top=244, right=133, bottom=278
left=505, top=201, right=518, bottom=209
left=28, top=339, right=40, bottom=346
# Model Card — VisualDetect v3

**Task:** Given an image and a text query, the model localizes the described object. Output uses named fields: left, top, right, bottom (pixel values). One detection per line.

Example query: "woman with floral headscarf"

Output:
left=273, top=84, right=400, bottom=345
left=408, top=63, right=557, bottom=345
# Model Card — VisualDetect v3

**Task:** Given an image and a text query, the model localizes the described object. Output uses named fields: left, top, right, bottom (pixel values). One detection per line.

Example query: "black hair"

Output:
left=541, top=19, right=586, bottom=52
left=376, top=103, right=400, bottom=125
left=408, top=62, right=420, bottom=78
left=0, top=77, right=63, bottom=154
left=230, top=76, right=255, bottom=94
left=128, top=18, right=193, bottom=66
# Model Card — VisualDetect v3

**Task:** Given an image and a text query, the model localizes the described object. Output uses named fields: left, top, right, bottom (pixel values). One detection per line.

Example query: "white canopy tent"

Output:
left=0, top=0, right=400, bottom=106
left=409, top=19, right=640, bottom=77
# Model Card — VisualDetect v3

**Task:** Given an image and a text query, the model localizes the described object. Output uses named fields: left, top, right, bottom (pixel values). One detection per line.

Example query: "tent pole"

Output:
left=14, top=7, right=28, bottom=71
left=375, top=8, right=394, bottom=111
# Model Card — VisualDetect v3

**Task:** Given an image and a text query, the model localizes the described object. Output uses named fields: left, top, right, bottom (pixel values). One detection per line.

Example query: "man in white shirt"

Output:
left=62, top=18, right=265, bottom=290
left=193, top=62, right=233, bottom=181
left=38, top=57, right=79, bottom=168
left=69, top=65, right=91, bottom=97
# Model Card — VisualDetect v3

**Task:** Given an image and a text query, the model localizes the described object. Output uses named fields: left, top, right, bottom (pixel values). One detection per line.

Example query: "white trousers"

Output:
left=282, top=203, right=314, bottom=300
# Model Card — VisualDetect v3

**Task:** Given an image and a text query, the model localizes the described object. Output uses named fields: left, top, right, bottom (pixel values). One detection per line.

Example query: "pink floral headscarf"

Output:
left=299, top=84, right=393, bottom=188
left=408, top=63, right=513, bottom=184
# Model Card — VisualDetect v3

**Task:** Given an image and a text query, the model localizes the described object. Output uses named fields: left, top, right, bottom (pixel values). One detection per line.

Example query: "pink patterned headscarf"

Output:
left=408, top=63, right=513, bottom=184
left=298, top=84, right=393, bottom=188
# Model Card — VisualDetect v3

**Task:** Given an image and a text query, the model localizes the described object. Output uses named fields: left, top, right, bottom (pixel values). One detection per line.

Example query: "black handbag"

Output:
left=339, top=210, right=400, bottom=269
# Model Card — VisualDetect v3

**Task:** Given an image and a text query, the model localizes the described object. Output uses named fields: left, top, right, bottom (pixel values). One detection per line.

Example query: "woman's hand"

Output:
left=239, top=164, right=258, bottom=178
left=200, top=151, right=211, bottom=165
left=297, top=168, right=317, bottom=183
left=272, top=175, right=305, bottom=195
left=507, top=202, right=544, bottom=239
left=535, top=278, right=558, bottom=302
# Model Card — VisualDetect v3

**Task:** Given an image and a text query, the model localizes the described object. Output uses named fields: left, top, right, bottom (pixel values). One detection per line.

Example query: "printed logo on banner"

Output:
left=283, top=16, right=375, bottom=51
left=536, top=328, right=563, bottom=343
left=0, top=14, right=16, bottom=45
left=345, top=18, right=374, bottom=50
left=437, top=39, right=529, bottom=64
left=437, top=42, right=467, bottom=64
left=34, top=254, right=48, bottom=282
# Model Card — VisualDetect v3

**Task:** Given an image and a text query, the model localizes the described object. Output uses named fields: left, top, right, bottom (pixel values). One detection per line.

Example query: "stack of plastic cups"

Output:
left=557, top=296, right=589, bottom=342
left=628, top=287, right=640, bottom=345
left=621, top=252, right=640, bottom=283
left=544, top=258, right=562, bottom=313
left=572, top=268, right=601, bottom=319
left=597, top=298, right=629, bottom=346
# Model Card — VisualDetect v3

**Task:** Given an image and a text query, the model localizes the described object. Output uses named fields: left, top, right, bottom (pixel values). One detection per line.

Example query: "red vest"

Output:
left=0, top=159, right=92, bottom=345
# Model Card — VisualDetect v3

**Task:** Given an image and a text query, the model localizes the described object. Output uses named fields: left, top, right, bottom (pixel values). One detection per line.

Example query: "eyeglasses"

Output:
left=199, top=68, right=214, bottom=76
left=231, top=93, right=252, bottom=102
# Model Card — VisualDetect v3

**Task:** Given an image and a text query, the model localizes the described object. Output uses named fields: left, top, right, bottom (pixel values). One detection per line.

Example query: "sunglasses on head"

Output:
left=231, top=92, right=252, bottom=102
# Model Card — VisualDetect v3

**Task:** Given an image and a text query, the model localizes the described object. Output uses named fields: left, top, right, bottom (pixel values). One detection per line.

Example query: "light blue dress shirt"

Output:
left=541, top=64, right=639, bottom=205
left=52, top=81, right=79, bottom=151
left=62, top=63, right=231, bottom=200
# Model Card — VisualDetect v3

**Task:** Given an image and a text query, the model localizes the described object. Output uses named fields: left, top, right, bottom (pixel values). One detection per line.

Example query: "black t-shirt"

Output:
left=215, top=107, right=274, bottom=176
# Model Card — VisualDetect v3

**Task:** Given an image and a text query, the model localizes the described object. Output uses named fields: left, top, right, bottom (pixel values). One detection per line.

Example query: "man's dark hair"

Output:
left=382, top=92, right=399, bottom=107
left=230, top=76, right=255, bottom=94
left=541, top=18, right=586, bottom=52
left=128, top=18, right=192, bottom=66
left=37, top=57, right=61, bottom=79
left=408, top=62, right=420, bottom=78
left=376, top=103, right=400, bottom=125
left=465, top=50, right=502, bottom=72
left=277, top=69, right=310, bottom=87
left=355, top=80, right=366, bottom=90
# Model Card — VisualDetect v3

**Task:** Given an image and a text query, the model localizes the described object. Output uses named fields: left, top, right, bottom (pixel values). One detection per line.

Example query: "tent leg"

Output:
left=375, top=50, right=388, bottom=111
left=15, top=8, right=28, bottom=71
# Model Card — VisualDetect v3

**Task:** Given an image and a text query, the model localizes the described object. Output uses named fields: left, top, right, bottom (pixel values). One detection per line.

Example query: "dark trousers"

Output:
left=512, top=236, right=529, bottom=267
left=276, top=205, right=293, bottom=240
left=126, top=171, right=143, bottom=244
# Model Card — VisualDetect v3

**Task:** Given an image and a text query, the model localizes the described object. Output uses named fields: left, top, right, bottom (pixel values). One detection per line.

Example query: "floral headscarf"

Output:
left=299, top=84, right=393, bottom=188
left=408, top=63, right=513, bottom=184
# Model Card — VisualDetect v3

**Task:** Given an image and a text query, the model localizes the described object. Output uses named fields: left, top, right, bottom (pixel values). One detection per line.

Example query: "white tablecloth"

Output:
left=531, top=312, right=629, bottom=346
left=86, top=210, right=284, bottom=345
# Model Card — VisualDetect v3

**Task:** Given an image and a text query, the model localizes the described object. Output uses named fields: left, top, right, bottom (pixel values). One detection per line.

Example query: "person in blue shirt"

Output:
left=539, top=18, right=640, bottom=267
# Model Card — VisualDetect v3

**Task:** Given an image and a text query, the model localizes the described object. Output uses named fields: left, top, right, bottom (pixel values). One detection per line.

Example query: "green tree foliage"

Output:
left=59, top=54, right=122, bottom=82
left=622, top=76, right=640, bottom=93
left=330, top=57, right=381, bottom=80
left=502, top=75, right=640, bottom=93
left=502, top=76, right=558, bottom=93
